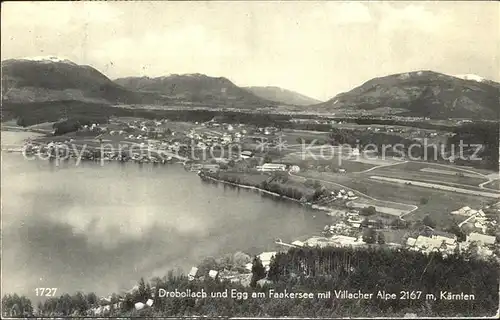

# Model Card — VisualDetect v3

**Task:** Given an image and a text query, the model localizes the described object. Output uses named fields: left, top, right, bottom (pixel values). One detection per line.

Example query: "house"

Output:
left=257, top=163, right=287, bottom=172
left=208, top=270, right=219, bottom=280
left=467, top=232, right=496, bottom=246
left=408, top=235, right=457, bottom=255
left=245, top=262, right=253, bottom=272
left=146, top=299, right=154, bottom=307
left=188, top=267, right=199, bottom=281
left=406, top=237, right=417, bottom=247
left=135, top=302, right=145, bottom=311
left=201, top=164, right=220, bottom=173
left=240, top=150, right=253, bottom=159
left=292, top=240, right=304, bottom=247
left=332, top=235, right=360, bottom=246
left=431, top=234, right=456, bottom=246
left=258, top=252, right=277, bottom=271
left=415, top=236, right=443, bottom=252
left=256, top=279, right=273, bottom=286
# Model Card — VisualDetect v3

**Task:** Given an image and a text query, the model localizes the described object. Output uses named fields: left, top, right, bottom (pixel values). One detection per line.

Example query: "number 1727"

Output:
left=35, top=288, right=57, bottom=296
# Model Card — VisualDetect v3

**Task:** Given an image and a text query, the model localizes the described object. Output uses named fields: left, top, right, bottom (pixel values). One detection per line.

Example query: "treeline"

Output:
left=199, top=171, right=324, bottom=203
left=3, top=100, right=113, bottom=127
left=266, top=247, right=499, bottom=317
left=327, top=123, right=499, bottom=171
left=52, top=116, right=109, bottom=135
left=3, top=247, right=498, bottom=317
left=7, top=100, right=494, bottom=133
left=449, top=122, right=499, bottom=171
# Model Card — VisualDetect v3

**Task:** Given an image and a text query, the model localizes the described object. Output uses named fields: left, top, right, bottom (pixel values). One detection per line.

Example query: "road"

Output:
left=289, top=173, right=419, bottom=216
left=369, top=176, right=500, bottom=198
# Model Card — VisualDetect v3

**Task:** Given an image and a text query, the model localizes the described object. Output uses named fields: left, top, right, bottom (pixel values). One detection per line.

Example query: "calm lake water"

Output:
left=1, top=131, right=331, bottom=302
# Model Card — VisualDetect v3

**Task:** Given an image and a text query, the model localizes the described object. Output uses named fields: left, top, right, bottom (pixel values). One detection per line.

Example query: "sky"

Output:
left=1, top=1, right=499, bottom=101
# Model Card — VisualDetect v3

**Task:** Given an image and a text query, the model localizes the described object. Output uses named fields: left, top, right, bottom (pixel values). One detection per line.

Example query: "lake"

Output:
left=1, top=131, right=331, bottom=302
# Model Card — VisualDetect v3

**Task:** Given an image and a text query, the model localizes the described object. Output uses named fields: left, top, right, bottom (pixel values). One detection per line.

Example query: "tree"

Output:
left=422, top=215, right=436, bottom=228
left=377, top=232, right=386, bottom=244
left=313, top=180, right=322, bottom=190
left=420, top=197, right=429, bottom=205
left=360, top=206, right=377, bottom=216
left=138, top=277, right=149, bottom=301
left=250, top=256, right=266, bottom=287
left=446, top=224, right=466, bottom=242
left=363, top=228, right=377, bottom=244
left=390, top=218, right=408, bottom=229
left=304, top=179, right=314, bottom=187
left=198, top=257, right=219, bottom=276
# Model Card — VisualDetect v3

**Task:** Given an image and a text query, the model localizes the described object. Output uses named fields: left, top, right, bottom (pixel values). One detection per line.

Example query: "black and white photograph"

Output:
left=1, top=1, right=499, bottom=318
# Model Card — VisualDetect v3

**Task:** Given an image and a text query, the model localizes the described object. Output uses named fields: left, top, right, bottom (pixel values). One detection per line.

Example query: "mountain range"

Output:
left=114, top=74, right=275, bottom=108
left=1, top=57, right=499, bottom=119
left=243, top=86, right=322, bottom=106
left=1, top=57, right=166, bottom=105
left=312, top=70, right=499, bottom=119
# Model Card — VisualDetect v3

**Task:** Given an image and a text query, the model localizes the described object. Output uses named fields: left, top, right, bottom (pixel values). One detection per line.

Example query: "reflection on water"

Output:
left=1, top=131, right=330, bottom=302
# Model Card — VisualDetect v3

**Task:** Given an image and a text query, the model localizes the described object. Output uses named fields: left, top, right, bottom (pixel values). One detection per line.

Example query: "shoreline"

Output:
left=198, top=173, right=336, bottom=215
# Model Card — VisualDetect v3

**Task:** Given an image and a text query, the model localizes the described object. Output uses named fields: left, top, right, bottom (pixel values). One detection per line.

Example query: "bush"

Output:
left=422, top=215, right=436, bottom=228
left=360, top=206, right=377, bottom=216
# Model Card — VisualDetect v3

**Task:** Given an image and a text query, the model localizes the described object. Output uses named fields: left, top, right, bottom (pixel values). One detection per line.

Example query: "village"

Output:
left=10, top=116, right=500, bottom=317
left=84, top=199, right=500, bottom=316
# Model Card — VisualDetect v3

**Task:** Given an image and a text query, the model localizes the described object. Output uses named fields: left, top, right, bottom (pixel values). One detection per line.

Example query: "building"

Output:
left=201, top=164, right=220, bottom=173
left=188, top=267, right=199, bottom=281
left=208, top=270, right=219, bottom=280
left=240, top=150, right=253, bottom=159
left=258, top=252, right=277, bottom=271
left=467, top=232, right=496, bottom=247
left=257, top=163, right=287, bottom=172
left=291, top=240, right=304, bottom=247
left=407, top=235, right=457, bottom=255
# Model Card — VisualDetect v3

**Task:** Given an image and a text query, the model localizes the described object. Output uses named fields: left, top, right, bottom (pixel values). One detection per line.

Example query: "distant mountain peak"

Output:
left=244, top=86, right=322, bottom=106
left=312, top=70, right=499, bottom=119
left=453, top=74, right=486, bottom=83
left=15, top=56, right=77, bottom=65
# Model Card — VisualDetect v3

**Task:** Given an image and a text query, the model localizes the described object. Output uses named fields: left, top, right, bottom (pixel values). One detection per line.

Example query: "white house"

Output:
left=240, top=150, right=253, bottom=159
left=291, top=240, right=304, bottom=247
left=258, top=252, right=277, bottom=271
left=188, top=267, right=199, bottom=281
left=467, top=232, right=496, bottom=246
left=134, top=302, right=145, bottom=311
left=257, top=163, right=287, bottom=172
left=208, top=270, right=219, bottom=280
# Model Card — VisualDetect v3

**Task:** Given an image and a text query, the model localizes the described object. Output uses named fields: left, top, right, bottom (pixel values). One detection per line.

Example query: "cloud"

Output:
left=377, top=3, right=453, bottom=33
left=331, top=2, right=372, bottom=24
left=309, top=2, right=372, bottom=25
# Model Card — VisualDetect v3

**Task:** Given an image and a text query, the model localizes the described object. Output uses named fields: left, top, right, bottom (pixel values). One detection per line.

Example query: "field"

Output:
left=281, top=154, right=376, bottom=172
left=218, top=171, right=269, bottom=186
left=483, top=180, right=500, bottom=190
left=367, top=162, right=489, bottom=186
left=294, top=170, right=492, bottom=227
left=369, top=176, right=500, bottom=198
left=346, top=198, right=416, bottom=217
